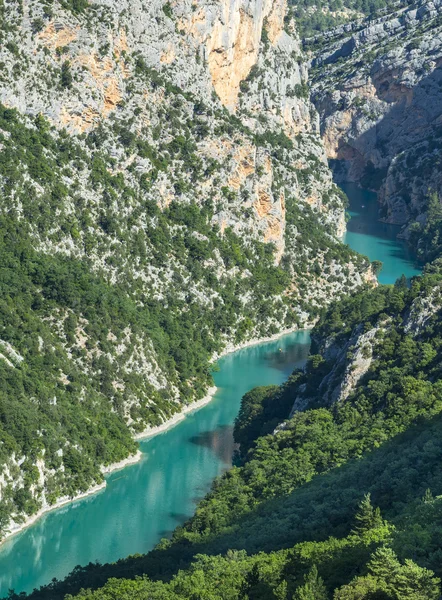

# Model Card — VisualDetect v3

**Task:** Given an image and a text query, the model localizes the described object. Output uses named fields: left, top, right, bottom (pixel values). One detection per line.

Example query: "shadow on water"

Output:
left=341, top=182, right=421, bottom=283
left=22, top=411, right=442, bottom=600
left=167, top=513, right=190, bottom=524
left=265, top=341, right=312, bottom=373
left=189, top=425, right=238, bottom=464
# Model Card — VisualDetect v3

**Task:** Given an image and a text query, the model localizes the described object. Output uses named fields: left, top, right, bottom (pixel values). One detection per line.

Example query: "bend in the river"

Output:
left=0, top=184, right=422, bottom=596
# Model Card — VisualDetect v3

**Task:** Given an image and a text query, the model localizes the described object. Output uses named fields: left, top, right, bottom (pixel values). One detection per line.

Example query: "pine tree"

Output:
left=293, top=565, right=328, bottom=600
left=368, top=546, right=401, bottom=582
left=422, top=488, right=434, bottom=504
left=240, top=563, right=275, bottom=599
left=368, top=547, right=441, bottom=599
left=61, top=61, right=73, bottom=89
left=352, top=493, right=384, bottom=534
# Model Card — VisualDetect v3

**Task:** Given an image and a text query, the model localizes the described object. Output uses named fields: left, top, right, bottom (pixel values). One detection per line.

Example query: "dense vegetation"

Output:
left=292, top=0, right=412, bottom=37
left=2, top=0, right=436, bottom=596
left=17, top=268, right=442, bottom=599
left=0, top=101, right=315, bottom=530
left=0, top=0, right=370, bottom=534
left=409, top=192, right=442, bottom=263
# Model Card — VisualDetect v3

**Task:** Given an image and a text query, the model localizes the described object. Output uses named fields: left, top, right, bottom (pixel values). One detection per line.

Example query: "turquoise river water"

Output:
left=341, top=183, right=421, bottom=284
left=0, top=184, right=421, bottom=595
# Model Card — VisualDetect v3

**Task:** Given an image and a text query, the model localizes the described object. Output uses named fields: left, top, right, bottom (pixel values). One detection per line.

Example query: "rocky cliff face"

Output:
left=1, top=0, right=366, bottom=288
left=0, top=0, right=371, bottom=535
left=290, top=273, right=442, bottom=416
left=310, top=0, right=442, bottom=250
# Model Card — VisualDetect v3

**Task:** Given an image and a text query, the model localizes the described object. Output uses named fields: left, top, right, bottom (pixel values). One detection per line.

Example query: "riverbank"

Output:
left=134, top=386, right=218, bottom=440
left=3, top=482, right=107, bottom=545
left=0, top=327, right=307, bottom=549
left=100, top=450, right=143, bottom=474
left=1, top=451, right=144, bottom=547
left=211, top=325, right=313, bottom=361
left=0, top=329, right=311, bottom=594
left=135, top=326, right=312, bottom=441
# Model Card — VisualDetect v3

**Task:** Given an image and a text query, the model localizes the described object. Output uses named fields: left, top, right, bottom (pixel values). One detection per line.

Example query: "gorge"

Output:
left=0, top=0, right=442, bottom=596
left=0, top=183, right=420, bottom=596
left=0, top=0, right=374, bottom=545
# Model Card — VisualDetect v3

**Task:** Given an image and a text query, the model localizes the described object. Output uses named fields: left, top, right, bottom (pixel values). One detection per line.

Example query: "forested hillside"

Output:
left=16, top=264, right=442, bottom=599
left=290, top=0, right=408, bottom=37
left=2, top=0, right=441, bottom=596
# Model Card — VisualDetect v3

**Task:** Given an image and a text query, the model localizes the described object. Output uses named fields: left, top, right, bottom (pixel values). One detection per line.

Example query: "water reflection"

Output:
left=265, top=340, right=312, bottom=373
left=189, top=425, right=238, bottom=464
left=0, top=330, right=310, bottom=595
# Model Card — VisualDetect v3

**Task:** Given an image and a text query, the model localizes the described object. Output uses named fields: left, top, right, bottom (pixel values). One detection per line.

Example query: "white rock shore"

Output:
left=134, top=386, right=218, bottom=440
left=2, top=482, right=107, bottom=544
left=1, top=327, right=308, bottom=546
left=211, top=325, right=314, bottom=361
left=1, top=451, right=144, bottom=546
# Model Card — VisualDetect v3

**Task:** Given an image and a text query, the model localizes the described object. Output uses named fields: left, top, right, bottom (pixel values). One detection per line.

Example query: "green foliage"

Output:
left=26, top=494, right=441, bottom=600
left=282, top=202, right=369, bottom=290
left=0, top=103, right=324, bottom=529
left=294, top=566, right=328, bottom=599
left=61, top=61, right=73, bottom=89
left=409, top=192, right=442, bottom=263
left=294, top=0, right=405, bottom=37
left=233, top=373, right=303, bottom=455
left=61, top=0, right=89, bottom=14
left=31, top=18, right=45, bottom=34
left=335, top=547, right=440, bottom=599
left=234, top=385, right=282, bottom=452
left=162, top=2, right=173, bottom=18
left=22, top=274, right=442, bottom=600
left=372, top=260, right=383, bottom=275
left=352, top=494, right=384, bottom=534
left=293, top=82, right=310, bottom=99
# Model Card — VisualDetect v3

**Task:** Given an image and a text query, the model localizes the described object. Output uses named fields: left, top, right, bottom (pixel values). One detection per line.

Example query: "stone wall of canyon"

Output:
left=310, top=0, right=442, bottom=247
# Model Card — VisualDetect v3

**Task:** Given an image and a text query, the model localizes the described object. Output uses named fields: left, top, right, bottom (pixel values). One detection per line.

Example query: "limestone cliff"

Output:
left=1, top=0, right=362, bottom=273
left=289, top=273, right=442, bottom=416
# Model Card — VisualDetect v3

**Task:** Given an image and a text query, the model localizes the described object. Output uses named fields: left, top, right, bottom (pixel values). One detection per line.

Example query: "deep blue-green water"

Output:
left=0, top=331, right=311, bottom=595
left=0, top=183, right=422, bottom=595
left=341, top=183, right=421, bottom=284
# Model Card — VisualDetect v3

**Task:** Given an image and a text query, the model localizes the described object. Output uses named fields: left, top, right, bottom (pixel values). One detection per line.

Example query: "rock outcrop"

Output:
left=290, top=272, right=442, bottom=416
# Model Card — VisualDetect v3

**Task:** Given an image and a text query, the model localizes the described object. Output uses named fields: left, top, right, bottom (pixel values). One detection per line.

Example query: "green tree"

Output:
left=371, top=260, right=383, bottom=275
left=427, top=192, right=442, bottom=224
left=61, top=61, right=73, bottom=89
left=294, top=565, right=328, bottom=600
left=0, top=501, right=10, bottom=538
left=352, top=494, right=384, bottom=534
left=369, top=547, right=440, bottom=599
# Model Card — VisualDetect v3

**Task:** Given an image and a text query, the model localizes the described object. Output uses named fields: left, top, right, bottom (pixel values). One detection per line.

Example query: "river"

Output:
left=341, top=183, right=421, bottom=284
left=0, top=184, right=421, bottom=596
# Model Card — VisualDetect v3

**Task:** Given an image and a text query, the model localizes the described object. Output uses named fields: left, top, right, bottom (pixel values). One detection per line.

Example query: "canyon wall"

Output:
left=310, top=0, right=442, bottom=248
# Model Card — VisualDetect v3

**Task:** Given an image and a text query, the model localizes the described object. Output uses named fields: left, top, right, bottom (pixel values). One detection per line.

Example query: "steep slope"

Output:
left=19, top=266, right=442, bottom=599
left=310, top=0, right=442, bottom=259
left=289, top=0, right=407, bottom=37
left=0, top=0, right=372, bottom=540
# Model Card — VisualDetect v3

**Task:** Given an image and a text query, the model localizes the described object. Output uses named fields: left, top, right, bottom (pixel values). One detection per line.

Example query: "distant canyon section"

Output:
left=309, top=0, right=442, bottom=254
